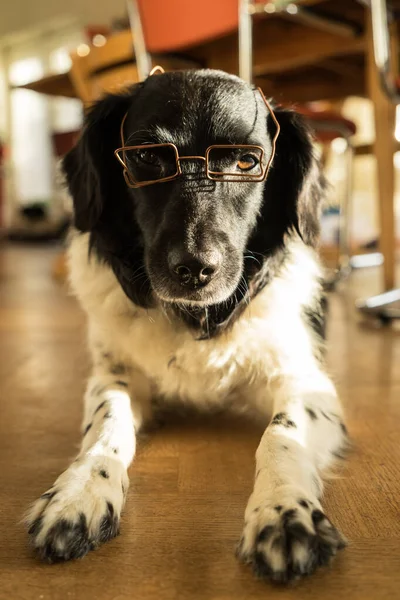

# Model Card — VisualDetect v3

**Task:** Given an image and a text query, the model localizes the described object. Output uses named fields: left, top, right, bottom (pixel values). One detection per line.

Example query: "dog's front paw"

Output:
left=237, top=488, right=346, bottom=583
left=25, top=457, right=128, bottom=562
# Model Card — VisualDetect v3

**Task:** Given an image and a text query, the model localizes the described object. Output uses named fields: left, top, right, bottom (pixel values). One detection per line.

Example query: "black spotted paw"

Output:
left=25, top=457, right=128, bottom=562
left=237, top=492, right=346, bottom=583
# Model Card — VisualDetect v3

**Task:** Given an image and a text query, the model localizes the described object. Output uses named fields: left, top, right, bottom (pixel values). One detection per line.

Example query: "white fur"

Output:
left=26, top=230, right=347, bottom=575
left=68, top=232, right=325, bottom=413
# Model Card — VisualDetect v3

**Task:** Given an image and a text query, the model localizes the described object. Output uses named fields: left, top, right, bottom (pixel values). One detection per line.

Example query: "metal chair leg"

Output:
left=127, top=0, right=152, bottom=81
left=309, top=124, right=355, bottom=289
left=238, top=0, right=253, bottom=83
left=327, top=135, right=385, bottom=288
left=331, top=135, right=354, bottom=285
left=356, top=0, right=400, bottom=321
left=356, top=289, right=400, bottom=321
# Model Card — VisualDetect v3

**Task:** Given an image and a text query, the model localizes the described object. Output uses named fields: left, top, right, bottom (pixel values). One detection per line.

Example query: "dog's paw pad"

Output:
left=32, top=513, right=94, bottom=562
left=238, top=496, right=346, bottom=582
left=25, top=459, right=127, bottom=562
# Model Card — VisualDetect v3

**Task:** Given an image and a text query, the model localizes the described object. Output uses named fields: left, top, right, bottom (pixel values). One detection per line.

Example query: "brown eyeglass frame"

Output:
left=114, top=86, right=280, bottom=188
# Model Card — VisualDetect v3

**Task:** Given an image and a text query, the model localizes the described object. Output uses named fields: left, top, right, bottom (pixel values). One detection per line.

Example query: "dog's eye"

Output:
left=237, top=154, right=259, bottom=171
left=124, top=145, right=177, bottom=183
left=136, top=149, right=160, bottom=166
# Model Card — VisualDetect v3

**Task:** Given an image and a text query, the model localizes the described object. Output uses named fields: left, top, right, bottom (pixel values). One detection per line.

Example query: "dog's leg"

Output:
left=26, top=361, right=151, bottom=562
left=238, top=368, right=348, bottom=582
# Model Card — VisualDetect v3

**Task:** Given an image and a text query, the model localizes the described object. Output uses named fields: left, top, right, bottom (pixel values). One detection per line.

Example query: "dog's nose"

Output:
left=169, top=250, right=221, bottom=288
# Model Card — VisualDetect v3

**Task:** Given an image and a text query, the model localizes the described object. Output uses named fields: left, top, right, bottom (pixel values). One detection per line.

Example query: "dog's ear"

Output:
left=62, top=89, right=137, bottom=232
left=259, top=107, right=325, bottom=250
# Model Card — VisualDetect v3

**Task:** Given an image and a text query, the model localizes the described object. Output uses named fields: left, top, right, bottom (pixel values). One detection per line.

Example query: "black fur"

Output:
left=29, top=509, right=119, bottom=563
left=321, top=410, right=334, bottom=422
left=305, top=407, right=318, bottom=420
left=257, top=525, right=275, bottom=543
left=92, top=384, right=107, bottom=396
left=115, top=380, right=128, bottom=387
left=271, top=412, right=297, bottom=428
left=110, top=363, right=127, bottom=375
left=282, top=509, right=297, bottom=522
left=94, top=401, right=107, bottom=414
left=28, top=516, right=43, bottom=536
left=63, top=69, right=325, bottom=339
left=303, top=294, right=328, bottom=342
left=99, top=502, right=120, bottom=543
left=312, top=509, right=325, bottom=524
left=40, top=490, right=57, bottom=501
left=253, top=506, right=346, bottom=582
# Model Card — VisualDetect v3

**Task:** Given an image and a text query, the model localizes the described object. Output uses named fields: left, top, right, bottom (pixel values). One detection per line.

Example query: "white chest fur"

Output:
left=68, top=233, right=321, bottom=412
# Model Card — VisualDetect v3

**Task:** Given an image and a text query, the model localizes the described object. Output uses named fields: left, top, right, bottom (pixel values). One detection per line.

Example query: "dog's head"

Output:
left=64, top=69, right=323, bottom=319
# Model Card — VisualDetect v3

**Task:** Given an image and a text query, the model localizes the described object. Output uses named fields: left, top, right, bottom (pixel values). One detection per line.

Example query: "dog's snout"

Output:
left=169, top=249, right=221, bottom=288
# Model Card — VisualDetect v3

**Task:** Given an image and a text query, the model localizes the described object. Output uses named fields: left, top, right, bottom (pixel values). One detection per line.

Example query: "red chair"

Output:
left=137, top=0, right=238, bottom=52
left=129, top=0, right=239, bottom=79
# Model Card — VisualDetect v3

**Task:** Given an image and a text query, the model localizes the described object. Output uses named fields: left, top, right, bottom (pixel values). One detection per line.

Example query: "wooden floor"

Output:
left=1, top=242, right=400, bottom=600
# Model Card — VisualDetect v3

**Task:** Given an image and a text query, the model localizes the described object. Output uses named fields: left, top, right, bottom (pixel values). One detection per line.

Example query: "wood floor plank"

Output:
left=1, top=242, right=399, bottom=599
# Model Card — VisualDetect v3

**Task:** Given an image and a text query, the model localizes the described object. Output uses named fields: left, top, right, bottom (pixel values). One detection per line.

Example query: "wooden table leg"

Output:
left=366, top=15, right=397, bottom=291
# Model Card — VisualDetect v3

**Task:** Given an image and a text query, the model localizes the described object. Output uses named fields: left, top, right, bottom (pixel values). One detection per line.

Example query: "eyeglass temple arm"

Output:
left=256, top=87, right=280, bottom=171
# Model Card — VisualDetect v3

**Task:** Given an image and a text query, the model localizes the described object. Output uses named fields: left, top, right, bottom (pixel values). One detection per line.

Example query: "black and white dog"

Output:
left=26, top=69, right=348, bottom=582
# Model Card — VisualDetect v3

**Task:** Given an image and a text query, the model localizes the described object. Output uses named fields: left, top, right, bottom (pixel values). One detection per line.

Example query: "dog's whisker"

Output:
left=127, top=264, right=146, bottom=281
left=245, top=248, right=264, bottom=259
left=139, top=277, right=151, bottom=298
left=244, top=255, right=261, bottom=267
left=159, top=301, right=172, bottom=324
left=204, top=307, right=210, bottom=339
left=127, top=272, right=147, bottom=286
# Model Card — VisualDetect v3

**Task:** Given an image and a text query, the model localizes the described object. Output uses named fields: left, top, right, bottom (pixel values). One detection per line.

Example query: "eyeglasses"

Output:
left=114, top=87, right=280, bottom=189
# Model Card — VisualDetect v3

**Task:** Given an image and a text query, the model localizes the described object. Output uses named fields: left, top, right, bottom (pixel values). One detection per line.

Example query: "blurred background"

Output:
left=0, top=0, right=399, bottom=257
left=1, top=4, right=400, bottom=597
left=0, top=0, right=399, bottom=282
left=0, top=0, right=126, bottom=240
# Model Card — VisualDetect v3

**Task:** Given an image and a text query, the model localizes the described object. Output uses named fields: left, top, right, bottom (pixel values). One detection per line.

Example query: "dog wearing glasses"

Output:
left=26, top=69, right=348, bottom=582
